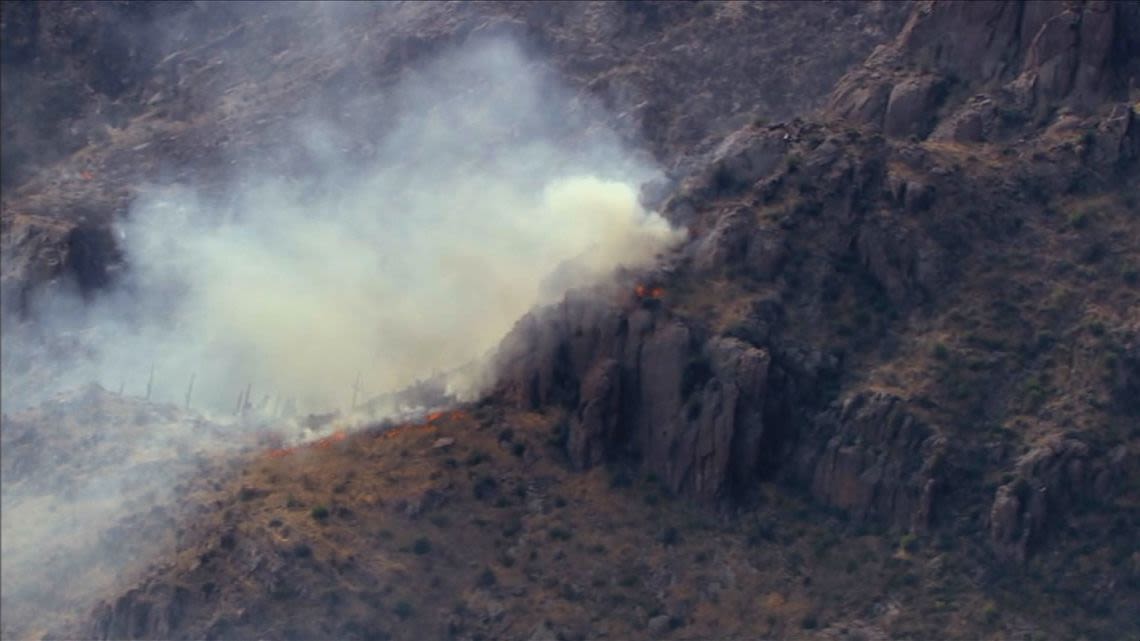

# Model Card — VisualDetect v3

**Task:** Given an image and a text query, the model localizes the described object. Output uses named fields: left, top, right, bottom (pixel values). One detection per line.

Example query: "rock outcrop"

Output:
left=989, top=437, right=1133, bottom=562
left=495, top=287, right=949, bottom=532
left=829, top=0, right=1140, bottom=141
left=496, top=294, right=772, bottom=499
left=790, top=392, right=946, bottom=532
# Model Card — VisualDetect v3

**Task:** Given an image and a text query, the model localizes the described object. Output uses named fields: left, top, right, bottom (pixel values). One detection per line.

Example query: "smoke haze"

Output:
left=1, top=36, right=683, bottom=416
left=0, top=21, right=688, bottom=637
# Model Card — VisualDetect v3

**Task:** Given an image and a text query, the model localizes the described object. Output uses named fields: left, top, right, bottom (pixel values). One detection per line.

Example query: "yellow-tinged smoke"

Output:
left=3, top=37, right=683, bottom=414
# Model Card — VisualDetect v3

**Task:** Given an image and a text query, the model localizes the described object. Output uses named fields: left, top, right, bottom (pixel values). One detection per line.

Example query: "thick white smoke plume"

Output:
left=3, top=37, right=683, bottom=416
left=1, top=30, right=684, bottom=638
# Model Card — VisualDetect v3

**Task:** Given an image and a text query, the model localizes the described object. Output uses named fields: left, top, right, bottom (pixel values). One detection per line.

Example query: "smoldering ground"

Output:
left=0, top=22, right=683, bottom=639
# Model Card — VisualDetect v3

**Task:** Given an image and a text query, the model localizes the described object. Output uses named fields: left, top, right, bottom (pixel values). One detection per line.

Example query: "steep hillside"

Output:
left=0, top=0, right=908, bottom=312
left=2, top=1, right=1139, bottom=640
left=61, top=402, right=1136, bottom=641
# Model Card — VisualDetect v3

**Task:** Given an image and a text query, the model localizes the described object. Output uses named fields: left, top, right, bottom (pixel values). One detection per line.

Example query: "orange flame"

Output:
left=313, top=430, right=347, bottom=449
left=634, top=285, right=665, bottom=299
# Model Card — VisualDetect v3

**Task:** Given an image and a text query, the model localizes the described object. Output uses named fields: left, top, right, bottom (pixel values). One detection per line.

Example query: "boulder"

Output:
left=693, top=209, right=788, bottom=282
left=828, top=80, right=892, bottom=128
left=883, top=75, right=947, bottom=139
left=930, top=95, right=998, bottom=143
left=707, top=129, right=787, bottom=194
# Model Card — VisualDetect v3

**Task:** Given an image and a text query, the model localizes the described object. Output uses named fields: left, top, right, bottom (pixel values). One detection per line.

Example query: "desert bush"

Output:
left=393, top=600, right=414, bottom=620
left=657, top=526, right=681, bottom=546
left=477, top=567, right=497, bottom=588
left=473, top=475, right=498, bottom=500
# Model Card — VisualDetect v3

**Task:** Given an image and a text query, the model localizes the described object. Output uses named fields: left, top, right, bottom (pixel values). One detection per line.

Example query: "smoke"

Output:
left=1, top=23, right=685, bottom=637
left=2, top=36, right=683, bottom=417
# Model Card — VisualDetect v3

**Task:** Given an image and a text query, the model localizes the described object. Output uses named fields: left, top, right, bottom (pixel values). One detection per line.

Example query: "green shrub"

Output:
left=609, top=468, right=634, bottom=489
left=501, top=519, right=522, bottom=538
left=787, top=153, right=803, bottom=172
left=477, top=567, right=497, bottom=588
left=393, top=600, right=414, bottom=620
left=548, top=417, right=570, bottom=450
left=1069, top=208, right=1094, bottom=230
left=982, top=601, right=999, bottom=624
left=473, top=475, right=498, bottom=500
left=412, top=537, right=432, bottom=555
left=899, top=532, right=920, bottom=553
left=310, top=505, right=330, bottom=521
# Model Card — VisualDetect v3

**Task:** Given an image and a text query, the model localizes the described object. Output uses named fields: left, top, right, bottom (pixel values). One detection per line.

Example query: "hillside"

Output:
left=2, top=1, right=1139, bottom=640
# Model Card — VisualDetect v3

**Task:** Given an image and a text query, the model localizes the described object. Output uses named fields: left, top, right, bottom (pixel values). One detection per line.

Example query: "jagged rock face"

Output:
left=0, top=213, right=122, bottom=314
left=89, top=584, right=192, bottom=641
left=830, top=0, right=1140, bottom=140
left=0, top=213, right=72, bottom=313
left=497, top=295, right=771, bottom=499
left=495, top=289, right=946, bottom=530
left=988, top=437, right=1133, bottom=562
left=790, top=392, right=945, bottom=531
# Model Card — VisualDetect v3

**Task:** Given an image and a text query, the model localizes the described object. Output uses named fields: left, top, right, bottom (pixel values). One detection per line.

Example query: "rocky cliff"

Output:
left=493, top=0, right=1139, bottom=570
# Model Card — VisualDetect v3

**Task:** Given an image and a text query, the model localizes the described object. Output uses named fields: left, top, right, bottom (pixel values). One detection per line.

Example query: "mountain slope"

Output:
left=2, top=1, right=1139, bottom=640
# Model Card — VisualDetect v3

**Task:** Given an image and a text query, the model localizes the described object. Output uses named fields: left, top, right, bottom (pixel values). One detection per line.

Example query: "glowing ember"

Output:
left=313, top=430, right=347, bottom=449
left=634, top=284, right=665, bottom=299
